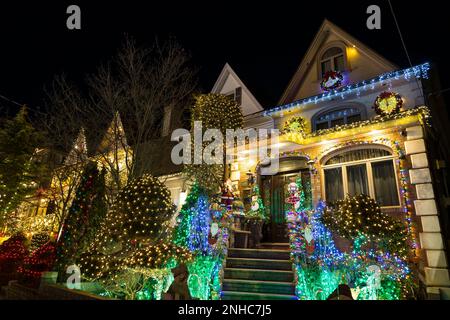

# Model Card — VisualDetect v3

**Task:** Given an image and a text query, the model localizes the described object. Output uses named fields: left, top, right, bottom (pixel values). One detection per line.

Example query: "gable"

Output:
left=279, top=19, right=398, bottom=105
left=212, top=63, right=264, bottom=116
left=97, top=112, right=128, bottom=154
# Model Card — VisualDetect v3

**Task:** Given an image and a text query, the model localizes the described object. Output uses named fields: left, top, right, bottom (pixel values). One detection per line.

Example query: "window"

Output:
left=321, top=47, right=345, bottom=77
left=324, top=167, right=344, bottom=203
left=323, top=148, right=400, bottom=207
left=226, top=87, right=242, bottom=106
left=314, top=107, right=363, bottom=131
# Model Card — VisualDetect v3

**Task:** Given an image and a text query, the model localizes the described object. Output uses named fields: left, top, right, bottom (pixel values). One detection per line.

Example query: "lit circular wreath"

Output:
left=373, top=92, right=403, bottom=116
left=282, top=116, right=307, bottom=135
left=321, top=71, right=344, bottom=91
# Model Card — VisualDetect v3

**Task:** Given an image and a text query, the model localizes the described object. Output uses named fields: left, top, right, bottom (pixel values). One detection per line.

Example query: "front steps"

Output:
left=222, top=245, right=297, bottom=300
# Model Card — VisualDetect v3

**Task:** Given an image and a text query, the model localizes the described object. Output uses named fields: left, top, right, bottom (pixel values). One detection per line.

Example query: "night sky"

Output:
left=0, top=0, right=448, bottom=113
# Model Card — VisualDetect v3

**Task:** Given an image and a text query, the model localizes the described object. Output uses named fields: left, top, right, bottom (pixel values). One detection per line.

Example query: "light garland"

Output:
left=173, top=183, right=211, bottom=254
left=264, top=63, right=430, bottom=116
left=0, top=234, right=28, bottom=273
left=184, top=93, right=244, bottom=194
left=281, top=106, right=431, bottom=145
left=173, top=183, right=231, bottom=300
left=18, top=241, right=56, bottom=288
left=322, top=194, right=409, bottom=259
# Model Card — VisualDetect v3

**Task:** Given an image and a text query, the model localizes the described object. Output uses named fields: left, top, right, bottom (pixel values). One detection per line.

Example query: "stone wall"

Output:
left=406, top=126, right=450, bottom=298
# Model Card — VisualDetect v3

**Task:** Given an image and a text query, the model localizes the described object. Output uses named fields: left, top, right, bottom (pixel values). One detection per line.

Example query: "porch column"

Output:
left=406, top=126, right=450, bottom=299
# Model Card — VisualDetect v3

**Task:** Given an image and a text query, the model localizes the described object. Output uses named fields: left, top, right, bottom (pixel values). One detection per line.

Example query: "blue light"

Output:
left=264, top=63, right=431, bottom=116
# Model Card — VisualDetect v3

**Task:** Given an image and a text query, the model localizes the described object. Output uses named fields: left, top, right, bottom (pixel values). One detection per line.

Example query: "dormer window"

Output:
left=320, top=47, right=345, bottom=77
left=225, top=87, right=242, bottom=106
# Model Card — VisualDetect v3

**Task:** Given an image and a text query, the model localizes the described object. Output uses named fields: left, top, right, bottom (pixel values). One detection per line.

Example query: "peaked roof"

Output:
left=97, top=111, right=129, bottom=154
left=279, top=19, right=399, bottom=105
left=64, top=127, right=88, bottom=166
left=212, top=63, right=264, bottom=113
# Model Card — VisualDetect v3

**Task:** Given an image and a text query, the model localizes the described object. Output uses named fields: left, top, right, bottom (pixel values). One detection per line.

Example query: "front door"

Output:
left=261, top=170, right=311, bottom=243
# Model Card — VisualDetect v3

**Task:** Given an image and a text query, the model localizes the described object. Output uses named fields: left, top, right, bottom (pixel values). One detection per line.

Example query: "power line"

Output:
left=388, top=0, right=413, bottom=67
left=0, top=93, right=24, bottom=108
left=387, top=0, right=426, bottom=101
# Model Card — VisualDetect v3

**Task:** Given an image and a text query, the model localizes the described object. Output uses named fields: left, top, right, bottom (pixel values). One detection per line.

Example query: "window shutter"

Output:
left=235, top=87, right=242, bottom=106
left=162, top=106, right=173, bottom=137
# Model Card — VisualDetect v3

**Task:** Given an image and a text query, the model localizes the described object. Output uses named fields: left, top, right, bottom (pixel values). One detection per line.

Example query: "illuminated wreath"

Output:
left=373, top=92, right=403, bottom=116
left=320, top=71, right=344, bottom=91
left=282, top=116, right=307, bottom=135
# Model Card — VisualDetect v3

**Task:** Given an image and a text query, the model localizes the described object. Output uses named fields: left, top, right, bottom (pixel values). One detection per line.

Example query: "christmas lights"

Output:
left=173, top=183, right=211, bottom=254
left=56, top=161, right=107, bottom=277
left=321, top=71, right=344, bottom=92
left=281, top=116, right=308, bottom=135
left=322, top=194, right=409, bottom=259
left=18, top=241, right=56, bottom=288
left=281, top=106, right=430, bottom=144
left=287, top=179, right=412, bottom=300
left=245, top=185, right=267, bottom=220
left=315, top=137, right=420, bottom=260
left=264, top=63, right=430, bottom=116
left=374, top=92, right=403, bottom=116
left=0, top=233, right=28, bottom=273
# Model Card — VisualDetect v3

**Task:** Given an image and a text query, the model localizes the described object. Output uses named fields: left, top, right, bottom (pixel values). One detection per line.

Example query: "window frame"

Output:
left=224, top=87, right=242, bottom=106
left=313, top=107, right=364, bottom=131
left=321, top=152, right=402, bottom=209
left=320, top=48, right=345, bottom=77
left=317, top=42, right=349, bottom=81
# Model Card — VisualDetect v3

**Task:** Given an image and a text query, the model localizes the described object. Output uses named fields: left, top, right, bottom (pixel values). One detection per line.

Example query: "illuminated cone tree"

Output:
left=55, top=161, right=107, bottom=277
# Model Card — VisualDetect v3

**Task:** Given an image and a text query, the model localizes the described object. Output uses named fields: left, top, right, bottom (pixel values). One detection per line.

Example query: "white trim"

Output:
left=211, top=63, right=264, bottom=112
left=279, top=19, right=398, bottom=105
left=320, top=145, right=393, bottom=165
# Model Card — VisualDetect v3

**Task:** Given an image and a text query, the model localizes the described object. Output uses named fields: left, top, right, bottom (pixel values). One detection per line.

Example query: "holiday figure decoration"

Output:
left=246, top=185, right=266, bottom=220
left=321, top=71, right=344, bottom=91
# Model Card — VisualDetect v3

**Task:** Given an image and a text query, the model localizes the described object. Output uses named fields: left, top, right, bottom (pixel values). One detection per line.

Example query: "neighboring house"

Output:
left=156, top=63, right=272, bottom=210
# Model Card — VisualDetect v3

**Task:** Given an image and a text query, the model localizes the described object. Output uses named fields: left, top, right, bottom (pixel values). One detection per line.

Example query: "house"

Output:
left=15, top=19, right=449, bottom=299
left=146, top=19, right=450, bottom=298
left=223, top=19, right=450, bottom=298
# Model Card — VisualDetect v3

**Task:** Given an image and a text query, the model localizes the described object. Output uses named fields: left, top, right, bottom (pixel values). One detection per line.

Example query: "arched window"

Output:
left=321, top=47, right=345, bottom=77
left=322, top=147, right=400, bottom=207
left=313, top=107, right=363, bottom=131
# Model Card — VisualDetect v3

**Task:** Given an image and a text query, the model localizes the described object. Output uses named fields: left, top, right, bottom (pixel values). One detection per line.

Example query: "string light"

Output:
left=18, top=241, right=56, bottom=288
left=0, top=234, right=28, bottom=273
left=245, top=185, right=267, bottom=220
left=264, top=63, right=430, bottom=116
left=281, top=106, right=430, bottom=145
